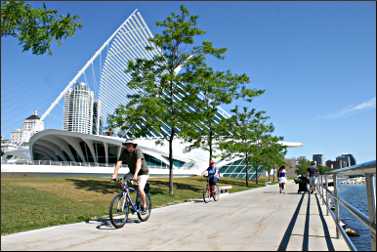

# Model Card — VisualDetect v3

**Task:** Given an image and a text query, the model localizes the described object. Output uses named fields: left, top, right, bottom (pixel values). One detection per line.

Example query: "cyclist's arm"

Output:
left=133, top=158, right=142, bottom=178
left=112, top=160, right=122, bottom=180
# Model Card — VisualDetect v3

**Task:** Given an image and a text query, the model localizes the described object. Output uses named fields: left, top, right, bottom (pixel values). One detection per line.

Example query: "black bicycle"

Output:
left=109, top=177, right=152, bottom=229
left=202, top=175, right=219, bottom=203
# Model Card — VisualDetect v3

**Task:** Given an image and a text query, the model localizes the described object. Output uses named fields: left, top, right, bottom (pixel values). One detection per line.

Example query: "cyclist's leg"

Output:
left=208, top=177, right=214, bottom=195
left=137, top=175, right=149, bottom=209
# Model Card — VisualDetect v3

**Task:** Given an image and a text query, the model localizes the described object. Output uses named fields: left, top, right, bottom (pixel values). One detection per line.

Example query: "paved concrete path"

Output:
left=1, top=182, right=349, bottom=251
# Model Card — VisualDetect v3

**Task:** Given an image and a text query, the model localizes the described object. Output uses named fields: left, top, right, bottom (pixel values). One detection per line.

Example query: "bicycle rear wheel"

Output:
left=109, top=193, right=129, bottom=228
left=203, top=184, right=211, bottom=203
left=213, top=185, right=220, bottom=201
left=136, top=193, right=152, bottom=222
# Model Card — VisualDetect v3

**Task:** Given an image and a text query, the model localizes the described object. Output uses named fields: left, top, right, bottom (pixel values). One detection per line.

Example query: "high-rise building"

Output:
left=325, top=160, right=337, bottom=169
left=64, top=82, right=94, bottom=134
left=312, top=154, right=323, bottom=166
left=10, top=111, right=44, bottom=145
left=92, top=101, right=102, bottom=135
left=336, top=154, right=356, bottom=168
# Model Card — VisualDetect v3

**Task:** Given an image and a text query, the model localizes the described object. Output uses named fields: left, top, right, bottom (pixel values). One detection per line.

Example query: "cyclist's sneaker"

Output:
left=140, top=207, right=148, bottom=215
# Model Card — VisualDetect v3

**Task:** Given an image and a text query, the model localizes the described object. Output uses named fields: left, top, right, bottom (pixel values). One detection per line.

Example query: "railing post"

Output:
left=365, top=174, right=376, bottom=251
left=320, top=176, right=324, bottom=204
left=333, top=174, right=340, bottom=238
left=325, top=175, right=329, bottom=216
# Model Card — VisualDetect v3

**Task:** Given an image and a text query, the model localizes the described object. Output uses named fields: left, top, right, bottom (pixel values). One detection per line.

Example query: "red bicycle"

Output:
left=202, top=175, right=219, bottom=203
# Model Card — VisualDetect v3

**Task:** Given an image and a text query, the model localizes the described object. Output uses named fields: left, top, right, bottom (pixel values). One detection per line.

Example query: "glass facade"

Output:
left=144, top=154, right=168, bottom=168
left=219, top=158, right=265, bottom=180
left=144, top=154, right=186, bottom=169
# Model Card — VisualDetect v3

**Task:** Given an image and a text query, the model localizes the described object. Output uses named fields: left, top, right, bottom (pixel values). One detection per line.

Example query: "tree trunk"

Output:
left=169, top=134, right=174, bottom=195
left=168, top=77, right=175, bottom=196
left=255, top=165, right=258, bottom=185
left=245, top=153, right=249, bottom=187
left=209, top=127, right=213, bottom=164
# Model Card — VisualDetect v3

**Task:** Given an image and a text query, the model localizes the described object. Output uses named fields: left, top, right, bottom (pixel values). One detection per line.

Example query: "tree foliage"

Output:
left=181, top=64, right=250, bottom=163
left=1, top=0, right=82, bottom=55
left=318, top=165, right=331, bottom=175
left=295, top=157, right=311, bottom=176
left=108, top=5, right=226, bottom=195
left=219, top=105, right=286, bottom=186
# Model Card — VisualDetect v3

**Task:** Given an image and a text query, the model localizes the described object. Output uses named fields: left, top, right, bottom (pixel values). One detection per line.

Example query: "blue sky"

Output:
left=1, top=1, right=376, bottom=163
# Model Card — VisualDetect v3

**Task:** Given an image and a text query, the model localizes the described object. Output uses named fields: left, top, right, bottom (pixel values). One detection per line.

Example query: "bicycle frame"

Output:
left=204, top=176, right=216, bottom=196
left=119, top=180, right=141, bottom=213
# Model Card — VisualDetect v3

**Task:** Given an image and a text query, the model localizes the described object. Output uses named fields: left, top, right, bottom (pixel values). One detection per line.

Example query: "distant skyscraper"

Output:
left=92, top=101, right=102, bottom=135
left=64, top=82, right=94, bottom=134
left=312, top=154, right=323, bottom=166
left=325, top=160, right=337, bottom=169
left=336, top=154, right=356, bottom=168
left=10, top=111, right=44, bottom=145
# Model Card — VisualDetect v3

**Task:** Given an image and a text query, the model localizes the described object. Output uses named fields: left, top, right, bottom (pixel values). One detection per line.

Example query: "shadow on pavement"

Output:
left=315, top=193, right=335, bottom=251
left=276, top=192, right=335, bottom=251
left=88, top=216, right=141, bottom=231
left=277, top=193, right=306, bottom=251
left=303, top=192, right=310, bottom=251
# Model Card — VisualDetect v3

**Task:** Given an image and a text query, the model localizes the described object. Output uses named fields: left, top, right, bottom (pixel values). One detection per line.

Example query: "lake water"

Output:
left=338, top=183, right=372, bottom=251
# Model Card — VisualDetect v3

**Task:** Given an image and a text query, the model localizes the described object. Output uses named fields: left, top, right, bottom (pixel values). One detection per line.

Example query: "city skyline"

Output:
left=1, top=2, right=376, bottom=162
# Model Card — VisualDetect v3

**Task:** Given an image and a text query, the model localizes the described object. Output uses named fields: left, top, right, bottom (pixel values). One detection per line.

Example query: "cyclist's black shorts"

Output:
left=209, top=176, right=219, bottom=185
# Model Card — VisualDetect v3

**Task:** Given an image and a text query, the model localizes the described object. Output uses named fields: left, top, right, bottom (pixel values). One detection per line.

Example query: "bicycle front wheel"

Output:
left=203, top=184, right=211, bottom=203
left=109, top=193, right=129, bottom=228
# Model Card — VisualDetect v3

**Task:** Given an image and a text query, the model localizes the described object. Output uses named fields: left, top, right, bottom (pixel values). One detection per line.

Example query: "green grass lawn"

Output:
left=1, top=174, right=272, bottom=235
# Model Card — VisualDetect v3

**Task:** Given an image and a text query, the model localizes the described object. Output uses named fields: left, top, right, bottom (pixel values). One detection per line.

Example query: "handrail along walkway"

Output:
left=316, top=160, right=376, bottom=251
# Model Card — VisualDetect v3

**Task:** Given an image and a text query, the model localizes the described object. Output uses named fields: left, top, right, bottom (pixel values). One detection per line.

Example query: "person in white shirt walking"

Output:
left=278, top=165, right=287, bottom=193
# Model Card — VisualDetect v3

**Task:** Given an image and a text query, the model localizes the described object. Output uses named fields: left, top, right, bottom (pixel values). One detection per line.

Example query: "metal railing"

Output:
left=1, top=159, right=119, bottom=167
left=1, top=159, right=195, bottom=170
left=316, top=160, right=376, bottom=251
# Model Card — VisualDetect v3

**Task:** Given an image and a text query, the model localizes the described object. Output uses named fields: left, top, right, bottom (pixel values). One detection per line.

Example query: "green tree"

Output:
left=318, top=165, right=331, bottom=174
left=250, top=130, right=286, bottom=185
left=1, top=0, right=81, bottom=55
left=219, top=105, right=285, bottom=186
left=108, top=6, right=226, bottom=195
left=296, top=157, right=311, bottom=176
left=181, top=64, right=249, bottom=164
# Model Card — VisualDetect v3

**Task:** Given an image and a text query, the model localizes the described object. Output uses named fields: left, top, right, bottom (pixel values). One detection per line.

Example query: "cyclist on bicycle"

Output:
left=202, top=160, right=220, bottom=196
left=112, top=139, right=149, bottom=214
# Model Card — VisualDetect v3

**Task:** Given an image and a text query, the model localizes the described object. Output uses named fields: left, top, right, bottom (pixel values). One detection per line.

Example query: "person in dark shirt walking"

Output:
left=278, top=165, right=287, bottom=194
left=308, top=161, right=319, bottom=194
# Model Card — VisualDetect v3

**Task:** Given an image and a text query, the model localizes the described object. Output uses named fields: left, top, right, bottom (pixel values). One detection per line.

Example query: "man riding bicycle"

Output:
left=202, top=160, right=220, bottom=196
left=112, top=139, right=149, bottom=214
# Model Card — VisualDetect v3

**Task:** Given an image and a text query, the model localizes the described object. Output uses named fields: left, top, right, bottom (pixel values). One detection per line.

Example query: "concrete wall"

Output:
left=1, top=164, right=202, bottom=176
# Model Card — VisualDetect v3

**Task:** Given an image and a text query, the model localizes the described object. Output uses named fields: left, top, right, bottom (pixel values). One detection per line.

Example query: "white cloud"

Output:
left=318, top=97, right=376, bottom=119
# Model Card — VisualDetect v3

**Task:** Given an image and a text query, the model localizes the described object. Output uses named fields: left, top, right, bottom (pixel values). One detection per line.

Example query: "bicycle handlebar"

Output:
left=113, top=177, right=139, bottom=186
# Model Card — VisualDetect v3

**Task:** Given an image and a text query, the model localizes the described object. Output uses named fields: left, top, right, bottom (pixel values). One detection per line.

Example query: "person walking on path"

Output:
left=308, top=161, right=319, bottom=194
left=278, top=165, right=287, bottom=193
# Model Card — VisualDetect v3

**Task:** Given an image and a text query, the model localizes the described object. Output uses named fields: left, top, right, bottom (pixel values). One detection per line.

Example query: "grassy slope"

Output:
left=1, top=174, right=271, bottom=235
